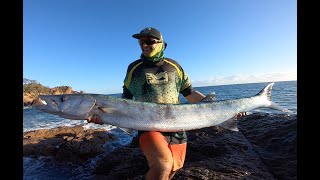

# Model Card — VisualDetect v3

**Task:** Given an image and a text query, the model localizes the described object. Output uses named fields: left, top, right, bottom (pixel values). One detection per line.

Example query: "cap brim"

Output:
left=132, top=34, right=142, bottom=39
left=132, top=33, right=160, bottom=40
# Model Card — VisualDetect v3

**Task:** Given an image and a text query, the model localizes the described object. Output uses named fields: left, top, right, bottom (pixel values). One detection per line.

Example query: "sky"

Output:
left=23, top=0, right=297, bottom=94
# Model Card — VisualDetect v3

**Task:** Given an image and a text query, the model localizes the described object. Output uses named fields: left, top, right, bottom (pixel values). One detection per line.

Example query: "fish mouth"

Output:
left=33, top=96, right=59, bottom=112
left=40, top=99, right=47, bottom=105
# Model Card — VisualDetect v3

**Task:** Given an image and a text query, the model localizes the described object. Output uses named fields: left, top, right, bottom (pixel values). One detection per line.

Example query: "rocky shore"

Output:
left=23, top=86, right=82, bottom=106
left=23, top=113, right=297, bottom=179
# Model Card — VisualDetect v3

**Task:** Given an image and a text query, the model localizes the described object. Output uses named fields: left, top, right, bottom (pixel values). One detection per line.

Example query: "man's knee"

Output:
left=150, top=160, right=174, bottom=172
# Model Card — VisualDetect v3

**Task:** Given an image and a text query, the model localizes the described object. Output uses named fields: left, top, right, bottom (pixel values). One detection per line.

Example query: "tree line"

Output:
left=23, top=78, right=77, bottom=95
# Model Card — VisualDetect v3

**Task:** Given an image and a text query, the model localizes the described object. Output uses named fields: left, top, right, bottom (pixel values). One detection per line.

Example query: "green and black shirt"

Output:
left=122, top=58, right=194, bottom=144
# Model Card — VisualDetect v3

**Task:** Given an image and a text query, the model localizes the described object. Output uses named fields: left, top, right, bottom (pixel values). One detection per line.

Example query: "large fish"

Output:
left=34, top=83, right=293, bottom=132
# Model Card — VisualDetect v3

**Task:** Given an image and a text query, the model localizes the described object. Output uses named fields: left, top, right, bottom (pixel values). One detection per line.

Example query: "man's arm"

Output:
left=185, top=90, right=206, bottom=103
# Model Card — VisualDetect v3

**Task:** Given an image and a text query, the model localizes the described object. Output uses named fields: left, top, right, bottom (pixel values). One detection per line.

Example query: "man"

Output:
left=87, top=27, right=245, bottom=180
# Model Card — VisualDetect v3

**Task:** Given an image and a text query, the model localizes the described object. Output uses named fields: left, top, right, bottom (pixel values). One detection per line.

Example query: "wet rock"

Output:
left=23, top=125, right=115, bottom=163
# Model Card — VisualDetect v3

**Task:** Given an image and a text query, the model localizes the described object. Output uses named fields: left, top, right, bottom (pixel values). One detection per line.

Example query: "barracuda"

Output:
left=34, top=83, right=293, bottom=132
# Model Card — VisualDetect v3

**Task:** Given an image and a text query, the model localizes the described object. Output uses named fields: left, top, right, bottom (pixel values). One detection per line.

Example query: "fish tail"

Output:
left=270, top=102, right=294, bottom=114
left=255, top=82, right=274, bottom=101
left=256, top=82, right=294, bottom=114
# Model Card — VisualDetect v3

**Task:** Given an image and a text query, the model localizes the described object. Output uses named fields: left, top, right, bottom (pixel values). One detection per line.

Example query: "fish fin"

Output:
left=98, top=106, right=131, bottom=118
left=217, top=117, right=239, bottom=131
left=256, top=82, right=274, bottom=101
left=98, top=106, right=118, bottom=113
left=201, top=91, right=216, bottom=102
left=119, top=127, right=134, bottom=136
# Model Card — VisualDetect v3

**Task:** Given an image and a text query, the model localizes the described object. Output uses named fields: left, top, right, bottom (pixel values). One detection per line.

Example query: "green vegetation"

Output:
left=23, top=78, right=50, bottom=95
left=23, top=78, right=80, bottom=95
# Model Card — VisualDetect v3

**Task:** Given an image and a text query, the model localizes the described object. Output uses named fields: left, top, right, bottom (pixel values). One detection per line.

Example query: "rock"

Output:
left=23, top=86, right=82, bottom=107
left=23, top=92, right=36, bottom=106
left=237, top=113, right=297, bottom=180
left=90, top=113, right=297, bottom=180
left=23, top=125, right=116, bottom=163
left=23, top=113, right=297, bottom=179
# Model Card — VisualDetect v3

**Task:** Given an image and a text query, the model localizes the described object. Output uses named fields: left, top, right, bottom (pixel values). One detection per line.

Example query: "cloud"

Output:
left=192, top=72, right=297, bottom=87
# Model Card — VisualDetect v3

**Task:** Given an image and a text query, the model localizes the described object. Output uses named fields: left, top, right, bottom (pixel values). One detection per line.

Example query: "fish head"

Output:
left=34, top=94, right=96, bottom=120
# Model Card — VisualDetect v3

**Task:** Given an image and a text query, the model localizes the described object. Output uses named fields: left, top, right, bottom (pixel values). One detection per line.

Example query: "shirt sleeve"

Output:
left=122, top=85, right=133, bottom=99
left=122, top=64, right=134, bottom=99
left=180, top=85, right=195, bottom=97
left=179, top=68, right=194, bottom=96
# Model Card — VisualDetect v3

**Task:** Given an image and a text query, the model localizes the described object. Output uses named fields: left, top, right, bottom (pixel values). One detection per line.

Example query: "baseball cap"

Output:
left=132, top=27, right=162, bottom=40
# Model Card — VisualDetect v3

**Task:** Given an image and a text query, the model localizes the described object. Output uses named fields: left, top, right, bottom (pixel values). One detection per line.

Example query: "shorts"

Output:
left=139, top=131, right=187, bottom=171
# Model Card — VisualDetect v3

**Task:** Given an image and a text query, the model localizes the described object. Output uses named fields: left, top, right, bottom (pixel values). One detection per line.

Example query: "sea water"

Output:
left=23, top=81, right=297, bottom=179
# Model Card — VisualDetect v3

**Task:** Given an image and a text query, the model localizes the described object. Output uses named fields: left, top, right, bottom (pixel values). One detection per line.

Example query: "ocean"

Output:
left=23, top=81, right=297, bottom=179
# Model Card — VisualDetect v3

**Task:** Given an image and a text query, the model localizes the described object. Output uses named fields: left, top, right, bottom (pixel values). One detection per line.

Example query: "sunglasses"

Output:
left=139, top=39, right=162, bottom=46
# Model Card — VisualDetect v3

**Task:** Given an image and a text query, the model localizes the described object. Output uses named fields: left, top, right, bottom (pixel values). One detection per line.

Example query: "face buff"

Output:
left=147, top=41, right=163, bottom=57
left=141, top=37, right=166, bottom=62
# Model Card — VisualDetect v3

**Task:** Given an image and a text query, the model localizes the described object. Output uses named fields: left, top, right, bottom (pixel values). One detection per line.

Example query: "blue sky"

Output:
left=23, top=0, right=297, bottom=94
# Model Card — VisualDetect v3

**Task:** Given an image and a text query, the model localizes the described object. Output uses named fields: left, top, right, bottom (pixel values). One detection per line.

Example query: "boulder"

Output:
left=23, top=125, right=116, bottom=163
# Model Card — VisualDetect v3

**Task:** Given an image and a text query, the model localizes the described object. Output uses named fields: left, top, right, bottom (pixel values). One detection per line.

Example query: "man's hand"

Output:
left=235, top=112, right=247, bottom=119
left=86, top=114, right=103, bottom=125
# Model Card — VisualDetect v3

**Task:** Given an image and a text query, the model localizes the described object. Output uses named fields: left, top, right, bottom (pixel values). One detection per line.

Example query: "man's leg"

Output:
left=168, top=143, right=187, bottom=179
left=139, top=132, right=174, bottom=180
